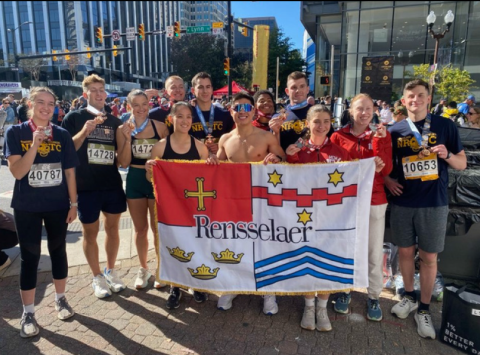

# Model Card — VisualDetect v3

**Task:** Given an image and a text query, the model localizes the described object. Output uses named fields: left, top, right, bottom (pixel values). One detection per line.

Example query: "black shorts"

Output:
left=78, top=189, right=127, bottom=224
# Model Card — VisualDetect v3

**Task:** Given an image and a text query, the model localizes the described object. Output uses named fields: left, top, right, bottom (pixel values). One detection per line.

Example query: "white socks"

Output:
left=55, top=293, right=65, bottom=302
left=23, top=303, right=35, bottom=314
left=317, top=298, right=328, bottom=308
left=305, top=298, right=315, bottom=307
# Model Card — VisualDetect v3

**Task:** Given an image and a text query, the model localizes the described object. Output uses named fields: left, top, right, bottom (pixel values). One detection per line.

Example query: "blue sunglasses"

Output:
left=233, top=103, right=253, bottom=112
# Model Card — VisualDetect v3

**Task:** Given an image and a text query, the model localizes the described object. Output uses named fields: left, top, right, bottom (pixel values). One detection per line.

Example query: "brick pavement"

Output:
left=0, top=250, right=462, bottom=355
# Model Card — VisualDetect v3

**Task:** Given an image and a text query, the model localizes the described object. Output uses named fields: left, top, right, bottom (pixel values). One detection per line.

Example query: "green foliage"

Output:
left=231, top=59, right=252, bottom=89
left=405, top=64, right=476, bottom=102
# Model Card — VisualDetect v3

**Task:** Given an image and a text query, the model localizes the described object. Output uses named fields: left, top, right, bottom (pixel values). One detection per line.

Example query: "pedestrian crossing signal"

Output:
left=95, top=26, right=103, bottom=44
left=174, top=21, right=181, bottom=38
left=223, top=58, right=230, bottom=76
left=320, top=76, right=331, bottom=86
left=138, top=23, right=145, bottom=40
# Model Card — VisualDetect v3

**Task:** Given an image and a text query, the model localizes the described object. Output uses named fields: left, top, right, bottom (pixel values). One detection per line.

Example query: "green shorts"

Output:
left=126, top=167, right=155, bottom=199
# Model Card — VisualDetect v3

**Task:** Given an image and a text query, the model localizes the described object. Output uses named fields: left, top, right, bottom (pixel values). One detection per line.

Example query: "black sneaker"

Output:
left=166, top=287, right=181, bottom=309
left=193, top=291, right=208, bottom=303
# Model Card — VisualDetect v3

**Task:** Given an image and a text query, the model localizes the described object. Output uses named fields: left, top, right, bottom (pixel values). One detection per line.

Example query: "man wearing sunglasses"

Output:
left=190, top=72, right=234, bottom=154
left=214, top=92, right=286, bottom=314
left=269, top=71, right=316, bottom=152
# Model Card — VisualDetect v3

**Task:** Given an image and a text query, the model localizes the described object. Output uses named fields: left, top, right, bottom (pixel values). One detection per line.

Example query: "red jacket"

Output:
left=287, top=139, right=351, bottom=164
left=330, top=125, right=392, bottom=205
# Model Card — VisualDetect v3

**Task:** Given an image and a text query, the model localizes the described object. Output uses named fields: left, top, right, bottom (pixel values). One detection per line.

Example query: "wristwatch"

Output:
left=71, top=202, right=78, bottom=207
left=445, top=151, right=452, bottom=160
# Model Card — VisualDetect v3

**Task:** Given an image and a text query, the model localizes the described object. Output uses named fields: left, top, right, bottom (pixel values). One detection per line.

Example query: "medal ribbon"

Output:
left=131, top=117, right=150, bottom=136
left=288, top=100, right=309, bottom=110
left=28, top=119, right=53, bottom=141
left=406, top=114, right=432, bottom=148
left=256, top=110, right=273, bottom=119
left=195, top=104, right=215, bottom=135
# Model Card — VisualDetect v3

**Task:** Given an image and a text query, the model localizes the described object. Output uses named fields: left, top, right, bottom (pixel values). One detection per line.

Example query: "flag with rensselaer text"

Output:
left=152, top=159, right=375, bottom=294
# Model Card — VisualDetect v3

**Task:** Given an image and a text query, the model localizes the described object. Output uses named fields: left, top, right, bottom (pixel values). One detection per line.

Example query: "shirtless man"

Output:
left=214, top=92, right=286, bottom=314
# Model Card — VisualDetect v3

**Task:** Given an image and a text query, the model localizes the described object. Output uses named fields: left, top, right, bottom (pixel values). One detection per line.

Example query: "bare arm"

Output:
left=154, top=121, right=170, bottom=139
left=216, top=134, right=229, bottom=161
left=116, top=124, right=133, bottom=168
left=64, top=168, right=78, bottom=223
left=267, top=132, right=286, bottom=161
left=196, top=140, right=210, bottom=160
left=145, top=140, right=165, bottom=181
left=7, top=129, right=46, bottom=180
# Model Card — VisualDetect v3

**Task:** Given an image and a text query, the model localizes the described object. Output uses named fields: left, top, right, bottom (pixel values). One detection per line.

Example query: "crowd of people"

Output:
left=1, top=70, right=470, bottom=342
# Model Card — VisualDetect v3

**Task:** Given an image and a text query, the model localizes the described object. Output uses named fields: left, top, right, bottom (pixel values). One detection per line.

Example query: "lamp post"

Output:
left=398, top=50, right=414, bottom=91
left=7, top=21, right=33, bottom=82
left=426, top=10, right=455, bottom=101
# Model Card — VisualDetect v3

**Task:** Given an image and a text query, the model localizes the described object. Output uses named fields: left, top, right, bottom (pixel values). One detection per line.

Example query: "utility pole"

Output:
left=227, top=1, right=233, bottom=100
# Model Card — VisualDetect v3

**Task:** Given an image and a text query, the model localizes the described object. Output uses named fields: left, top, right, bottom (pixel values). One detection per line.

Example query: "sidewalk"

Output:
left=0, top=212, right=462, bottom=355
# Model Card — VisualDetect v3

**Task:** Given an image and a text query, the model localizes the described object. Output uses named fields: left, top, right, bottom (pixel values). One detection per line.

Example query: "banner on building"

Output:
left=252, top=25, right=270, bottom=91
left=360, top=56, right=394, bottom=103
left=152, top=159, right=375, bottom=295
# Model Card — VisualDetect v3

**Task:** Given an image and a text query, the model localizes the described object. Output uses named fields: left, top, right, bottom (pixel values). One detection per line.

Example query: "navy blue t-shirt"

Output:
left=4, top=122, right=79, bottom=212
left=190, top=105, right=234, bottom=143
left=148, top=105, right=173, bottom=133
left=388, top=114, right=463, bottom=207
left=278, top=104, right=312, bottom=152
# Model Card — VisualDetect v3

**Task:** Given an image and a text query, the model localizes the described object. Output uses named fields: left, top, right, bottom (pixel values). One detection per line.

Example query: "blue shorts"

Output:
left=78, top=189, right=127, bottom=224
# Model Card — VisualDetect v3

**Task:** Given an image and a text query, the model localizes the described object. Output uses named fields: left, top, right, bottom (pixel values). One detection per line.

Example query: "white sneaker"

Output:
left=300, top=305, right=315, bottom=330
left=316, top=307, right=332, bottom=332
left=391, top=296, right=418, bottom=319
left=103, top=268, right=126, bottom=293
left=414, top=311, right=436, bottom=339
left=134, top=267, right=151, bottom=289
left=263, top=295, right=278, bottom=315
left=0, top=257, right=11, bottom=272
left=92, top=274, right=112, bottom=299
left=217, top=294, right=237, bottom=310
left=154, top=281, right=167, bottom=289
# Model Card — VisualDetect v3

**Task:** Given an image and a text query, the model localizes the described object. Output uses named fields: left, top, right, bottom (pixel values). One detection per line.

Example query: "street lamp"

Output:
left=398, top=50, right=414, bottom=90
left=426, top=10, right=454, bottom=100
left=7, top=21, right=33, bottom=82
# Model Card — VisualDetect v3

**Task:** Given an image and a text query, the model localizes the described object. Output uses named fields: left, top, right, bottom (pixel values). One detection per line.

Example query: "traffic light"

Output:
left=241, top=22, right=248, bottom=37
left=86, top=47, right=91, bottom=59
left=223, top=58, right=230, bottom=76
left=52, top=50, right=57, bottom=62
left=174, top=21, right=181, bottom=38
left=113, top=45, right=118, bottom=57
left=65, top=49, right=70, bottom=61
left=320, top=76, right=331, bottom=86
left=138, top=23, right=145, bottom=40
left=95, top=26, right=103, bottom=44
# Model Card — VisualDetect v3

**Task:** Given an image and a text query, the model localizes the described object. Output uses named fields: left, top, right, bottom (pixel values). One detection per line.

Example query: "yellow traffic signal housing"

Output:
left=138, top=23, right=145, bottom=40
left=65, top=49, right=71, bottom=61
left=52, top=50, right=57, bottom=62
left=95, top=26, right=103, bottom=44
left=86, top=47, right=91, bottom=59
left=113, top=45, right=118, bottom=57
left=174, top=21, right=181, bottom=38
left=241, top=22, right=248, bottom=37
left=223, top=58, right=230, bottom=76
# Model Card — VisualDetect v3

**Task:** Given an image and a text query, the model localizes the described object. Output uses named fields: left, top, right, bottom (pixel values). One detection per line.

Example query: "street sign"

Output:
left=212, top=22, right=224, bottom=29
left=166, top=26, right=173, bottom=38
left=126, top=27, right=135, bottom=41
left=151, top=30, right=162, bottom=35
left=186, top=25, right=211, bottom=34
left=11, top=68, right=19, bottom=71
left=112, top=30, right=121, bottom=41
left=213, top=27, right=224, bottom=36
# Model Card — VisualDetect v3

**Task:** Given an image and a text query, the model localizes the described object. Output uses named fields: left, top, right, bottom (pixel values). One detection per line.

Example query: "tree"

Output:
left=19, top=54, right=45, bottom=81
left=230, top=57, right=252, bottom=89
left=405, top=64, right=476, bottom=102
left=66, top=50, right=83, bottom=82
left=170, top=34, right=227, bottom=89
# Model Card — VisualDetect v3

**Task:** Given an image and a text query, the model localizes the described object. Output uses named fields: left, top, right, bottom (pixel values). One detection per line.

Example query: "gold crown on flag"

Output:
left=211, top=249, right=244, bottom=264
left=167, top=247, right=194, bottom=262
left=188, top=264, right=219, bottom=279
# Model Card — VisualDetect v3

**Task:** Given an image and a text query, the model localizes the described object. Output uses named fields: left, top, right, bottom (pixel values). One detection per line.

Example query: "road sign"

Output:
left=213, top=27, right=224, bottom=36
left=126, top=27, right=135, bottom=41
left=166, top=26, right=173, bottom=38
left=112, top=30, right=121, bottom=41
left=186, top=25, right=211, bottom=34
left=212, top=22, right=224, bottom=29
left=151, top=30, right=162, bottom=35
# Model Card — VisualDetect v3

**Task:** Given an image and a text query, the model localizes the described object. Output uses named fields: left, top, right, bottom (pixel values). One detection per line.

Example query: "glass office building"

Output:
left=301, top=1, right=480, bottom=101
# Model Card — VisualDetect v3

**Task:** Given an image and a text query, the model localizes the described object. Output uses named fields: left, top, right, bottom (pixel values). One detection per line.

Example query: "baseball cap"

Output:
left=467, top=95, right=476, bottom=103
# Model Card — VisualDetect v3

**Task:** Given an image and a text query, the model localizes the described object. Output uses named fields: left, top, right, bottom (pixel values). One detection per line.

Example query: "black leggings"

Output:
left=14, top=209, right=69, bottom=290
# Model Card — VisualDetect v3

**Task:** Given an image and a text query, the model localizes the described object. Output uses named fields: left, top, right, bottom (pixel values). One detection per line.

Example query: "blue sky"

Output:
left=231, top=1, right=304, bottom=52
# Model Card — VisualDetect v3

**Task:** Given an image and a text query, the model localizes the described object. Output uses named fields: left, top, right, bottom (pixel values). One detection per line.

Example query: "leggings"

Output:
left=14, top=209, right=69, bottom=290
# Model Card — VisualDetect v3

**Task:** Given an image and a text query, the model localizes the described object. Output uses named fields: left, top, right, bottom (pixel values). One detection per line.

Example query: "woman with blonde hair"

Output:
left=464, top=106, right=480, bottom=129
left=4, top=87, right=79, bottom=337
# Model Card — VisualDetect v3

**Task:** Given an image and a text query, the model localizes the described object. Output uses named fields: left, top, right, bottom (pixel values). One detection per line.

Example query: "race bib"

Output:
left=87, top=143, right=115, bottom=165
left=132, top=139, right=156, bottom=159
left=402, top=153, right=439, bottom=181
left=28, top=163, right=62, bottom=187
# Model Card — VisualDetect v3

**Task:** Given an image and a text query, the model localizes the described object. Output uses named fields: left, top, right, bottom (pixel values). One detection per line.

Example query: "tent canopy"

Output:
left=213, top=81, right=253, bottom=97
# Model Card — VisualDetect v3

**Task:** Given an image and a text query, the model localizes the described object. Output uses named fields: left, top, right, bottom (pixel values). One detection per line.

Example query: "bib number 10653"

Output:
left=402, top=154, right=439, bottom=181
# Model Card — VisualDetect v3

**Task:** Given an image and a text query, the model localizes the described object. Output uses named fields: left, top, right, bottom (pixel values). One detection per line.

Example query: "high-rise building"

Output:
left=303, top=31, right=315, bottom=93
left=233, top=17, right=278, bottom=61
left=180, top=1, right=227, bottom=27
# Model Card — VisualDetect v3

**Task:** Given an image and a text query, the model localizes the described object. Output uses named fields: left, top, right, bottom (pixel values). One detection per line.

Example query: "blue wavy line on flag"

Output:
left=256, top=267, right=353, bottom=288
left=255, top=256, right=353, bottom=279
left=254, top=246, right=354, bottom=269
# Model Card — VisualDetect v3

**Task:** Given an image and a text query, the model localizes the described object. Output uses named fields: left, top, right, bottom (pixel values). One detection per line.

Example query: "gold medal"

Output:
left=420, top=147, right=430, bottom=157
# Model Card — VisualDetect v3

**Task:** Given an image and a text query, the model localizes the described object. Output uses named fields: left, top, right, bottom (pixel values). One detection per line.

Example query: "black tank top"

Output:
left=130, top=120, right=161, bottom=166
left=163, top=135, right=200, bottom=160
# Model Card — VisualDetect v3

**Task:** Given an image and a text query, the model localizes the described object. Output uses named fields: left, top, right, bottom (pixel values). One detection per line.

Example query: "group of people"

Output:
left=2, top=69, right=467, bottom=342
left=433, top=95, right=480, bottom=129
